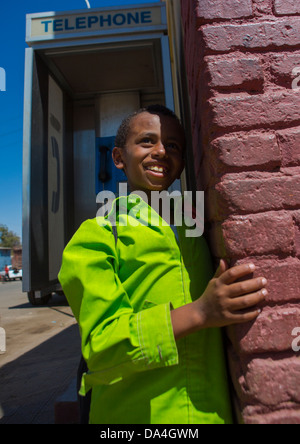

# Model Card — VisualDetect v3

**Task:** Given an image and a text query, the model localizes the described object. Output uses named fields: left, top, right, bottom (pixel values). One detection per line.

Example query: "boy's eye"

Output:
left=166, top=143, right=181, bottom=151
left=141, top=138, right=154, bottom=145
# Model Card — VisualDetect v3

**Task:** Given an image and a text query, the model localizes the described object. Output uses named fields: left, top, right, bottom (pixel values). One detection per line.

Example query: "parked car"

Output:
left=6, top=265, right=22, bottom=281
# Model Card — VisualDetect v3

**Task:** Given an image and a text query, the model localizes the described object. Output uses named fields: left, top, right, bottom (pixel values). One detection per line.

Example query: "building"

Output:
left=11, top=246, right=22, bottom=270
left=0, top=247, right=11, bottom=271
left=181, top=0, right=300, bottom=424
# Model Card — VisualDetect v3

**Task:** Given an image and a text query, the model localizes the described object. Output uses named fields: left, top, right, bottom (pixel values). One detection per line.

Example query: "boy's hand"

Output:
left=195, top=260, right=268, bottom=329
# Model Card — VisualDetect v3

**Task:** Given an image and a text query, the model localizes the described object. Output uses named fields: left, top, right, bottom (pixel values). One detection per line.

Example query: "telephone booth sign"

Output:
left=22, top=1, right=188, bottom=304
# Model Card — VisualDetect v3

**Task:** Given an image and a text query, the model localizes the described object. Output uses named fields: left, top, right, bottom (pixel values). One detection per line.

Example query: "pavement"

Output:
left=0, top=280, right=81, bottom=424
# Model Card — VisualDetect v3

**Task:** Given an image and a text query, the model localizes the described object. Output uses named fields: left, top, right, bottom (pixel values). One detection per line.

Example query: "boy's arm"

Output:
left=171, top=260, right=267, bottom=340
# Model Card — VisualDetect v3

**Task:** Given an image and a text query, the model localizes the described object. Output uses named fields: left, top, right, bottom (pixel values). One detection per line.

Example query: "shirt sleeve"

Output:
left=58, top=219, right=178, bottom=393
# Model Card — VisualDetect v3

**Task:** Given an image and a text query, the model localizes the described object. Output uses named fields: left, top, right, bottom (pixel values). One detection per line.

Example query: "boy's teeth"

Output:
left=148, top=166, right=164, bottom=172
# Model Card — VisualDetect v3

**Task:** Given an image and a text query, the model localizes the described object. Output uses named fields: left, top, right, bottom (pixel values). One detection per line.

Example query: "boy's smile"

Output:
left=112, top=111, right=185, bottom=199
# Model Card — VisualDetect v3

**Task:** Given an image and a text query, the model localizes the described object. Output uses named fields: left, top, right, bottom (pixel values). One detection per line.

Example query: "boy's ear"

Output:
left=112, top=147, right=125, bottom=170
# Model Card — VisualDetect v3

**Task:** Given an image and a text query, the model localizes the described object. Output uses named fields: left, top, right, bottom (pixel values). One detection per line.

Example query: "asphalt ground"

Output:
left=0, top=280, right=81, bottom=424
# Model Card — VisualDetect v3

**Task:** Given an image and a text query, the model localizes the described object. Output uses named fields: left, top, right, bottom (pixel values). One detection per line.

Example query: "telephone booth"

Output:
left=22, top=1, right=192, bottom=304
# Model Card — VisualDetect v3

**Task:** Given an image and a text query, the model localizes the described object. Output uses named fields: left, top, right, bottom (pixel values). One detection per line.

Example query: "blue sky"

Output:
left=0, top=0, right=160, bottom=240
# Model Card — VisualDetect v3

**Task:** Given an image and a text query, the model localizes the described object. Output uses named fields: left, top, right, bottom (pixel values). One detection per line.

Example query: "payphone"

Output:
left=23, top=1, right=191, bottom=304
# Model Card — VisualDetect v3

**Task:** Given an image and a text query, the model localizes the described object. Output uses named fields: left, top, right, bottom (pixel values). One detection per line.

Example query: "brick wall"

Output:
left=181, top=0, right=300, bottom=424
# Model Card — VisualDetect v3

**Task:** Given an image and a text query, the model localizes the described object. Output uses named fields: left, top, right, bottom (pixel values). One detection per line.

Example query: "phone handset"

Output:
left=98, top=145, right=110, bottom=183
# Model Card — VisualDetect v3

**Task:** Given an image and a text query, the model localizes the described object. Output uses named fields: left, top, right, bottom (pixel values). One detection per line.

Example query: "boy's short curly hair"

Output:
left=115, top=104, right=185, bottom=149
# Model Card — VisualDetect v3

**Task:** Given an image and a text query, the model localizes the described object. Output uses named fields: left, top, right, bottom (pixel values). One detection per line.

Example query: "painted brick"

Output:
left=207, top=90, right=300, bottom=132
left=205, top=54, right=263, bottom=90
left=196, top=0, right=253, bottom=21
left=245, top=358, right=300, bottom=406
left=211, top=132, right=280, bottom=169
left=244, top=409, right=300, bottom=425
left=207, top=223, right=227, bottom=258
left=232, top=257, right=300, bottom=304
left=232, top=357, right=300, bottom=407
left=208, top=211, right=295, bottom=259
left=181, top=0, right=300, bottom=424
left=180, top=0, right=191, bottom=27
left=274, top=0, right=300, bottom=16
left=293, top=210, right=300, bottom=258
left=201, top=18, right=300, bottom=53
left=292, top=210, right=300, bottom=224
left=198, top=152, right=215, bottom=192
left=270, top=52, right=300, bottom=88
left=227, top=305, right=300, bottom=354
left=277, top=127, right=300, bottom=167
left=209, top=132, right=281, bottom=172
left=293, top=225, right=300, bottom=258
left=252, top=0, right=273, bottom=16
left=221, top=211, right=294, bottom=257
left=210, top=172, right=300, bottom=217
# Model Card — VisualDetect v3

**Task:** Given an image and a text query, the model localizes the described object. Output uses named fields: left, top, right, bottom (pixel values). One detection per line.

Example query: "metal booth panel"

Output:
left=23, top=50, right=72, bottom=293
left=23, top=49, right=51, bottom=292
left=48, top=76, right=65, bottom=282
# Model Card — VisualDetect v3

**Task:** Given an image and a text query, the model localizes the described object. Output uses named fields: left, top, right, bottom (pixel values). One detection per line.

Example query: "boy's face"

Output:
left=113, top=112, right=185, bottom=197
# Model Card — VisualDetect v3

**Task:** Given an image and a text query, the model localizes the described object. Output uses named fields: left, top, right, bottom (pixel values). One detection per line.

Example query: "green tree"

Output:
left=0, top=225, right=21, bottom=248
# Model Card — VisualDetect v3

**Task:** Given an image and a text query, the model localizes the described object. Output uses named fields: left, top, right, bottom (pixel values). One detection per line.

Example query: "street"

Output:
left=0, top=280, right=81, bottom=424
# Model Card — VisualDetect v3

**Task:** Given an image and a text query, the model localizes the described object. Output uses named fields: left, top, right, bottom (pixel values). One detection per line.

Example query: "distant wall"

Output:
left=0, top=248, right=11, bottom=271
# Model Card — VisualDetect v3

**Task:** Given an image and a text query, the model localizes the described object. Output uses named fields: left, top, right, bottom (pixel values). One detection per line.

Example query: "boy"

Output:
left=58, top=105, right=267, bottom=424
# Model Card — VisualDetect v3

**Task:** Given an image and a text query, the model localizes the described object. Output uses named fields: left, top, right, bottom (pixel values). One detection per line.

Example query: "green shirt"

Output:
left=58, top=196, right=233, bottom=424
